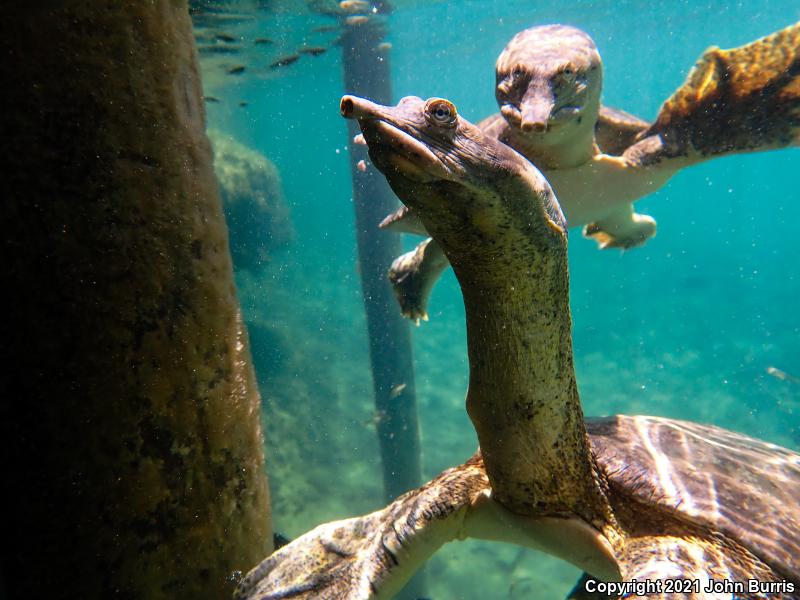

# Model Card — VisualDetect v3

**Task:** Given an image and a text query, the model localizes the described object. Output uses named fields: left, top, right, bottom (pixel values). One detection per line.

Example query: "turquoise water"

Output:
left=198, top=1, right=799, bottom=597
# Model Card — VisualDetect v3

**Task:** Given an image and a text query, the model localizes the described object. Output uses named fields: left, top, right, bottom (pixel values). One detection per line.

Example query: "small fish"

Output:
left=194, top=31, right=215, bottom=43
left=215, top=32, right=237, bottom=43
left=376, top=42, right=392, bottom=52
left=389, top=383, right=406, bottom=398
left=198, top=44, right=242, bottom=55
left=190, top=12, right=255, bottom=27
left=345, top=15, right=370, bottom=26
left=227, top=65, right=246, bottom=75
left=254, top=37, right=274, bottom=45
left=270, top=54, right=300, bottom=69
left=353, top=133, right=366, bottom=146
left=299, top=46, right=327, bottom=56
left=339, top=0, right=371, bottom=13
left=204, top=96, right=220, bottom=103
left=238, top=101, right=248, bottom=107
left=312, top=25, right=339, bottom=33
left=357, top=159, right=367, bottom=172
left=767, top=366, right=800, bottom=384
left=363, top=409, right=388, bottom=427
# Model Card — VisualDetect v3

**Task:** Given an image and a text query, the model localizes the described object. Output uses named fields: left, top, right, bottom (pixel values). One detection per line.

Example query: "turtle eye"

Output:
left=424, top=98, right=457, bottom=127
left=560, top=66, right=576, bottom=81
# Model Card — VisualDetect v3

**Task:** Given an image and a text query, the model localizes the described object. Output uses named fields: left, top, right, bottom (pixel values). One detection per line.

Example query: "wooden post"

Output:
left=0, top=3, right=272, bottom=598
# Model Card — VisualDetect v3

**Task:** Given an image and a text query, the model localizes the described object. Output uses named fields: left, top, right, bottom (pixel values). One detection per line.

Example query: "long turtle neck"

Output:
left=444, top=196, right=607, bottom=527
left=340, top=93, right=612, bottom=528
left=410, top=162, right=610, bottom=527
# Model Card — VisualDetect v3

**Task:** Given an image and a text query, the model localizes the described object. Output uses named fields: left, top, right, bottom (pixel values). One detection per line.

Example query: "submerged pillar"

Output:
left=1, top=2, right=271, bottom=598
left=340, top=16, right=423, bottom=503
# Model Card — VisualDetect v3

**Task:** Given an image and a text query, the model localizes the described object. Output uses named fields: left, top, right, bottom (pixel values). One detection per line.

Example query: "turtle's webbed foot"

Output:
left=641, top=20, right=800, bottom=164
left=388, top=238, right=450, bottom=324
left=233, top=512, right=391, bottom=600
left=235, top=457, right=487, bottom=600
left=583, top=209, right=656, bottom=250
left=389, top=256, right=430, bottom=325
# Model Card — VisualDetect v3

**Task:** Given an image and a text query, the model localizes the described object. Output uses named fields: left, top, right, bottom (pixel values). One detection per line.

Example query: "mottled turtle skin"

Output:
left=236, top=417, right=800, bottom=600
left=383, top=20, right=800, bottom=323
left=234, top=95, right=800, bottom=599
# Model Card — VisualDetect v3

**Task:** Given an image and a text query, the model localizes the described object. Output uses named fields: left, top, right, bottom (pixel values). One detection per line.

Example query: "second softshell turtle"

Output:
left=382, top=21, right=800, bottom=323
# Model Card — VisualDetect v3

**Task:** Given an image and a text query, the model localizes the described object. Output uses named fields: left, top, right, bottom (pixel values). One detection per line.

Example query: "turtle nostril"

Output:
left=340, top=96, right=355, bottom=118
left=521, top=120, right=547, bottom=133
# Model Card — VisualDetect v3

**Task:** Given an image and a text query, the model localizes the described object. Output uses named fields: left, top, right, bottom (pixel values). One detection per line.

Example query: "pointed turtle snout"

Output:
left=519, top=84, right=556, bottom=133
left=340, top=95, right=357, bottom=118
left=341, top=95, right=380, bottom=120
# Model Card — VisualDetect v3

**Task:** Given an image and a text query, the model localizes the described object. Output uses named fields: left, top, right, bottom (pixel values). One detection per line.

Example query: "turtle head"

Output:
left=495, top=25, right=602, bottom=153
left=341, top=94, right=566, bottom=271
left=341, top=94, right=534, bottom=186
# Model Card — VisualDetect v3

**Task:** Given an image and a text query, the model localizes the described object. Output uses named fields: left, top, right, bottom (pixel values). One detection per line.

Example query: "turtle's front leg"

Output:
left=388, top=238, right=450, bottom=324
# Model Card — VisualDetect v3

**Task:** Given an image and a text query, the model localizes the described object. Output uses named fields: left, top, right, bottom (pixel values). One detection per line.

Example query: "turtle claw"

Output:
left=404, top=309, right=429, bottom=326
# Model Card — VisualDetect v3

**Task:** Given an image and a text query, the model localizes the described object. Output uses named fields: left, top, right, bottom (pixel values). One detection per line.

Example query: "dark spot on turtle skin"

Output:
left=321, top=540, right=355, bottom=559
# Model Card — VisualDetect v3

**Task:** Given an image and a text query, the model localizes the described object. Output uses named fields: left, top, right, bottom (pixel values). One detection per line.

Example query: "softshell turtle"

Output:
left=383, top=21, right=800, bottom=322
left=234, top=95, right=800, bottom=599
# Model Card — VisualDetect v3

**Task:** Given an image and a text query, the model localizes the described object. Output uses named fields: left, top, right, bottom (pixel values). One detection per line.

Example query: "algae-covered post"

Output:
left=336, top=9, right=424, bottom=501
left=1, top=2, right=272, bottom=597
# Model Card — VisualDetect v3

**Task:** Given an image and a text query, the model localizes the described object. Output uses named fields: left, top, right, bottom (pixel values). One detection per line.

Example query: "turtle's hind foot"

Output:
left=583, top=208, right=656, bottom=250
